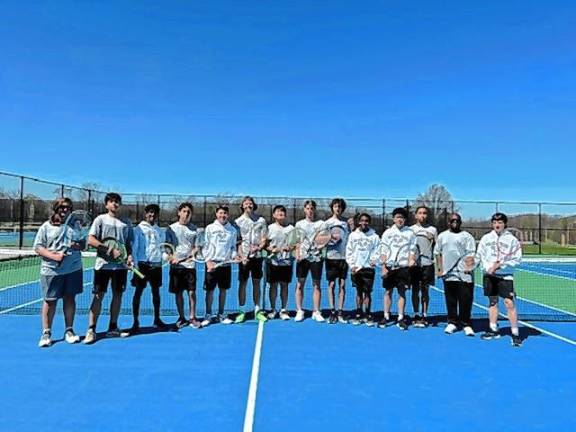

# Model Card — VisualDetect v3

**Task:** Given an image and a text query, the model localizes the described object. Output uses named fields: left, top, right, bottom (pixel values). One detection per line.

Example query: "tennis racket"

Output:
left=100, top=237, right=145, bottom=279
left=442, top=253, right=479, bottom=282
left=243, top=221, right=268, bottom=260
left=51, top=210, right=92, bottom=253
left=414, top=230, right=434, bottom=265
left=381, top=240, right=411, bottom=273
left=495, top=228, right=523, bottom=263
left=266, top=227, right=306, bottom=260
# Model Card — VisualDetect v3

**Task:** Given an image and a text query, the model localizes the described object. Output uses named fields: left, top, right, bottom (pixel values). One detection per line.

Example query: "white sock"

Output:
left=384, top=313, right=390, bottom=320
left=511, top=327, right=519, bottom=336
left=490, top=323, right=498, bottom=332
left=398, top=314, right=404, bottom=321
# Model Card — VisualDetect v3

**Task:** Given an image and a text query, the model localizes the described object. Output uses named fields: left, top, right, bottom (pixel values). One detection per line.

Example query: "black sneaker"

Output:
left=378, top=316, right=389, bottom=329
left=397, top=318, right=409, bottom=331
left=337, top=311, right=348, bottom=324
left=153, top=318, right=167, bottom=328
left=365, top=314, right=375, bottom=327
left=420, top=317, right=429, bottom=328
left=511, top=334, right=523, bottom=347
left=481, top=329, right=501, bottom=340
left=328, top=310, right=338, bottom=324
left=350, top=313, right=362, bottom=326
left=175, top=317, right=188, bottom=329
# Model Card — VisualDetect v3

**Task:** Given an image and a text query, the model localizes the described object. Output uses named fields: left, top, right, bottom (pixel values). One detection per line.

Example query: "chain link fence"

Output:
left=2, top=171, right=575, bottom=255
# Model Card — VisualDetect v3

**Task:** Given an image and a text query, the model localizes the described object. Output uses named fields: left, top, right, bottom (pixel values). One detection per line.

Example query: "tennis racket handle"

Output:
left=131, top=266, right=145, bottom=279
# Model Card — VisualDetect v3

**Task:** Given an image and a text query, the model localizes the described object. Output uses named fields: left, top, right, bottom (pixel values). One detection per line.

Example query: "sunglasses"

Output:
left=58, top=205, right=71, bottom=210
left=449, top=219, right=461, bottom=223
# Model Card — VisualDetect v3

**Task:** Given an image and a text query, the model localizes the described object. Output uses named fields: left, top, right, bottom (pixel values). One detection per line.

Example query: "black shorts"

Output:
left=483, top=274, right=514, bottom=299
left=93, top=269, right=128, bottom=295
left=325, top=259, right=349, bottom=282
left=132, top=262, right=163, bottom=289
left=296, top=260, right=323, bottom=282
left=351, top=268, right=375, bottom=294
left=204, top=265, right=232, bottom=291
left=267, top=263, right=293, bottom=284
left=382, top=267, right=411, bottom=291
left=169, top=267, right=197, bottom=293
left=410, top=265, right=435, bottom=290
left=239, top=258, right=264, bottom=281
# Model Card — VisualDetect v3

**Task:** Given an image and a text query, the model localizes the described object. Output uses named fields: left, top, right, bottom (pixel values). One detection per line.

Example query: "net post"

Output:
left=18, top=176, right=24, bottom=249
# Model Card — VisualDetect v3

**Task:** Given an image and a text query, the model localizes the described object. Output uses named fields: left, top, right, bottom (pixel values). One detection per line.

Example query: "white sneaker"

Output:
left=83, top=328, right=96, bottom=345
left=463, top=326, right=475, bottom=337
left=267, top=310, right=278, bottom=320
left=295, top=309, right=305, bottom=322
left=218, top=314, right=233, bottom=325
left=38, top=331, right=52, bottom=348
left=200, top=315, right=212, bottom=327
left=279, top=309, right=290, bottom=321
left=445, top=323, right=458, bottom=334
left=64, top=329, right=80, bottom=344
left=312, top=311, right=325, bottom=322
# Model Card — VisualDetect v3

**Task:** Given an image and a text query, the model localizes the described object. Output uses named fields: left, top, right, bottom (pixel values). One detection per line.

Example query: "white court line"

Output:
left=243, top=320, right=264, bottom=432
left=430, top=285, right=576, bottom=347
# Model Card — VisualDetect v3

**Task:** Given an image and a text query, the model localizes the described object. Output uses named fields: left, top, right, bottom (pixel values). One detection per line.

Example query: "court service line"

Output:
left=430, top=286, right=576, bottom=347
left=243, top=320, right=264, bottom=432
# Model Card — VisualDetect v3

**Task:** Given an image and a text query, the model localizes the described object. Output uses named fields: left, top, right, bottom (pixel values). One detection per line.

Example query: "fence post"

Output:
left=18, top=176, right=25, bottom=249
left=87, top=189, right=92, bottom=214
left=538, top=203, right=543, bottom=255
left=203, top=196, right=207, bottom=227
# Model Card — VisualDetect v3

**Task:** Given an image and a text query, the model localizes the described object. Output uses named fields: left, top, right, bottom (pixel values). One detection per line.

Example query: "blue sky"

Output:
left=1, top=0, right=575, bottom=202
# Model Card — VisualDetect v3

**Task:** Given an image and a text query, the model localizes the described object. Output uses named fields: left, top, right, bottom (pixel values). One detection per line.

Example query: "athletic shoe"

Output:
left=255, top=310, right=268, bottom=322
left=267, top=310, right=278, bottom=320
left=175, top=317, right=188, bottom=329
left=83, top=328, right=96, bottom=345
left=200, top=315, right=212, bottom=327
left=235, top=311, right=246, bottom=324
left=219, top=314, right=234, bottom=325
left=350, top=313, right=362, bottom=326
left=122, top=324, right=139, bottom=337
left=420, top=317, right=429, bottom=328
left=312, top=310, right=325, bottom=322
left=396, top=319, right=408, bottom=331
left=153, top=318, right=167, bottom=328
left=328, top=310, right=337, bottom=324
left=295, top=309, right=305, bottom=322
left=463, top=326, right=475, bottom=337
left=377, top=317, right=389, bottom=329
left=413, top=314, right=421, bottom=327
left=188, top=318, right=202, bottom=329
left=481, top=329, right=501, bottom=340
left=444, top=323, right=458, bottom=335
left=64, top=328, right=80, bottom=344
left=511, top=334, right=523, bottom=347
left=106, top=327, right=122, bottom=338
left=38, top=331, right=52, bottom=348
left=365, top=314, right=376, bottom=327
left=337, top=311, right=348, bottom=324
left=279, top=309, right=290, bottom=321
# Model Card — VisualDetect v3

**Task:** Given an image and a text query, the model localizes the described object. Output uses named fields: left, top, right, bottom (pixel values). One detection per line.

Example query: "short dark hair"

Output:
left=303, top=199, right=317, bottom=210
left=104, top=192, right=122, bottom=204
left=491, top=212, right=508, bottom=224
left=144, top=204, right=160, bottom=214
left=392, top=207, right=408, bottom=218
left=240, top=196, right=258, bottom=212
left=330, top=198, right=347, bottom=213
left=357, top=212, right=371, bottom=223
left=272, top=205, right=286, bottom=214
left=215, top=205, right=229, bottom=213
left=449, top=212, right=462, bottom=222
left=178, top=202, right=193, bottom=212
left=415, top=205, right=429, bottom=214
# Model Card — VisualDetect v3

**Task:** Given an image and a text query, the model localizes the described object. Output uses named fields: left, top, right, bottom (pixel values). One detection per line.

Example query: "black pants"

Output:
left=444, top=281, right=474, bottom=326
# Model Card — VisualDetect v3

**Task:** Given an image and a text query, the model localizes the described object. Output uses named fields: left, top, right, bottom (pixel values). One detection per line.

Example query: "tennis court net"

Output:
left=1, top=249, right=575, bottom=321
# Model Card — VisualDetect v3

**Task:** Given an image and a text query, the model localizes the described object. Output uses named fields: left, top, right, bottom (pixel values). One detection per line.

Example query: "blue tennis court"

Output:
left=1, top=257, right=576, bottom=431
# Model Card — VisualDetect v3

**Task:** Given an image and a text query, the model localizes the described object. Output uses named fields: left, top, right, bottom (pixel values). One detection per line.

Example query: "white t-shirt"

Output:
left=434, top=230, right=476, bottom=283
left=267, top=223, right=295, bottom=266
left=411, top=224, right=438, bottom=267
left=295, top=218, right=326, bottom=262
